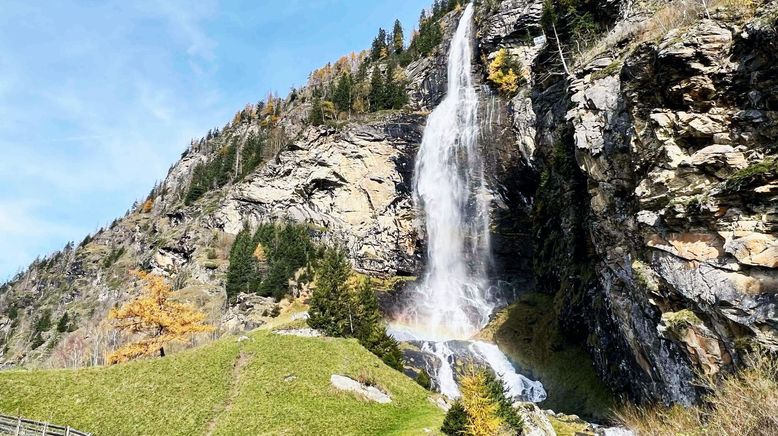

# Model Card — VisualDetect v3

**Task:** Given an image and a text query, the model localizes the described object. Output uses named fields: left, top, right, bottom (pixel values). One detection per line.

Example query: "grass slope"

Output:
left=0, top=330, right=443, bottom=436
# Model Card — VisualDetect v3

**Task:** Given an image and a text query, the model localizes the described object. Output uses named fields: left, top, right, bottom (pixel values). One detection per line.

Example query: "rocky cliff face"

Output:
left=473, top=0, right=778, bottom=404
left=212, top=116, right=424, bottom=277
left=1, top=0, right=776, bottom=410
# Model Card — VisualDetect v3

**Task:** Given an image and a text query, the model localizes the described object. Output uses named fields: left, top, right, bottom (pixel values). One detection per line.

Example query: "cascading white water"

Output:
left=390, top=3, right=546, bottom=403
left=403, top=2, right=493, bottom=340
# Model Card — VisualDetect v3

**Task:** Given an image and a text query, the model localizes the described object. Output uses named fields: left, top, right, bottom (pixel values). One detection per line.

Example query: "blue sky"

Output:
left=0, top=0, right=431, bottom=280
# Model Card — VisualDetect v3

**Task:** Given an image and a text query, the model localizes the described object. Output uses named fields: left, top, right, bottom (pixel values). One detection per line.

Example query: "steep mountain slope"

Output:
left=1, top=0, right=776, bottom=413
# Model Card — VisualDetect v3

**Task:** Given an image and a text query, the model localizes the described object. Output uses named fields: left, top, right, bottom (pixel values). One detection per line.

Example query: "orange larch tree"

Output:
left=108, top=271, right=214, bottom=364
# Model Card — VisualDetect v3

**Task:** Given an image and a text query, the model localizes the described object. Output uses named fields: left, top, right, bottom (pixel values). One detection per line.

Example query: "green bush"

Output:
left=416, top=369, right=432, bottom=390
left=30, top=333, right=45, bottom=350
left=441, top=401, right=468, bottom=435
left=102, top=245, right=125, bottom=268
left=723, top=157, right=777, bottom=193
left=56, top=311, right=70, bottom=333
left=34, top=309, right=52, bottom=334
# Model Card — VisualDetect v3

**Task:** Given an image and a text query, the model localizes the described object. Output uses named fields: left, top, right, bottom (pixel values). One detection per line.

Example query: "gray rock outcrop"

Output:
left=330, top=374, right=392, bottom=404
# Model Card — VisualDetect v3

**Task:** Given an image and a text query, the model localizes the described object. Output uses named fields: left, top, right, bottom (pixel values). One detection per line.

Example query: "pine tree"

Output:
left=416, top=368, right=432, bottom=390
left=309, top=95, right=324, bottom=125
left=333, top=73, right=353, bottom=114
left=108, top=271, right=214, bottom=363
left=392, top=19, right=404, bottom=54
left=307, top=249, right=403, bottom=370
left=256, top=223, right=315, bottom=300
left=371, top=28, right=388, bottom=60
left=240, top=133, right=265, bottom=178
left=215, top=143, right=237, bottom=186
left=484, top=370, right=524, bottom=432
left=368, top=67, right=386, bottom=111
left=307, top=247, right=353, bottom=336
left=353, top=278, right=381, bottom=340
left=433, top=0, right=442, bottom=17
left=184, top=163, right=210, bottom=205
left=383, top=62, right=408, bottom=109
left=226, top=225, right=259, bottom=303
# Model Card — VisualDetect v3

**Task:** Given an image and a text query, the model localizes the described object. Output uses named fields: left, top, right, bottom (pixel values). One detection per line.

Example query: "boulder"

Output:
left=330, top=374, right=392, bottom=404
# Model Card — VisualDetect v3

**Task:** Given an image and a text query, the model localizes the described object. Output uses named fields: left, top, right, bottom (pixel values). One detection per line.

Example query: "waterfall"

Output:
left=389, top=3, right=546, bottom=403
left=405, top=1, right=493, bottom=340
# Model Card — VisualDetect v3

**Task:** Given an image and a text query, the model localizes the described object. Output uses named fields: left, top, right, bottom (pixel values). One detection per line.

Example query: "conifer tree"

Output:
left=371, top=28, right=388, bottom=60
left=383, top=62, right=408, bottom=109
left=185, top=163, right=210, bottom=205
left=333, top=73, right=353, bottom=114
left=108, top=271, right=214, bottom=363
left=433, top=0, right=443, bottom=17
left=392, top=19, right=405, bottom=54
left=416, top=368, right=432, bottom=390
left=307, top=247, right=353, bottom=336
left=441, top=401, right=469, bottom=435
left=309, top=95, right=324, bottom=125
left=255, top=223, right=316, bottom=300
left=226, top=225, right=259, bottom=302
left=369, top=67, right=386, bottom=111
left=308, top=251, right=404, bottom=370
left=460, top=369, right=503, bottom=436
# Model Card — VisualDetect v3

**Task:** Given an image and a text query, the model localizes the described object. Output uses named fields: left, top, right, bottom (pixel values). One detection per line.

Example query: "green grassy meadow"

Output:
left=0, top=330, right=443, bottom=436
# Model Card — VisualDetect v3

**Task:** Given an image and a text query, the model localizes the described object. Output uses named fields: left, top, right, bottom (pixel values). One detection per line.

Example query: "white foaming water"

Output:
left=390, top=4, right=546, bottom=403
left=403, top=2, right=493, bottom=340
left=469, top=342, right=547, bottom=402
left=422, top=342, right=460, bottom=398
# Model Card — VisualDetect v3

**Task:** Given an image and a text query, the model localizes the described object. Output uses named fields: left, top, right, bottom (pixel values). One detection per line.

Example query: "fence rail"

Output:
left=0, top=414, right=91, bottom=436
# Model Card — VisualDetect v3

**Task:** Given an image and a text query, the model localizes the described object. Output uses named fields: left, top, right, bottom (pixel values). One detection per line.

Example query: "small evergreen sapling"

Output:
left=416, top=368, right=432, bottom=390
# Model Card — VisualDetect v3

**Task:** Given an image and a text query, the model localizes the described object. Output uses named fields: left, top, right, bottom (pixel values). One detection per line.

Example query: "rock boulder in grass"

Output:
left=330, top=374, right=392, bottom=404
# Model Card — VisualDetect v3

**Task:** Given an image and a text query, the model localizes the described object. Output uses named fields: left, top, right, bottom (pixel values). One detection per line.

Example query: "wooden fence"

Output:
left=0, top=415, right=91, bottom=436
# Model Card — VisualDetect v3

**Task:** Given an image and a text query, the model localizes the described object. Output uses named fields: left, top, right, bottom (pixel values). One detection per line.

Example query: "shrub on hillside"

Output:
left=441, top=401, right=469, bottom=435
left=416, top=368, right=432, bottom=390
left=488, top=49, right=524, bottom=96
left=102, top=245, right=125, bottom=268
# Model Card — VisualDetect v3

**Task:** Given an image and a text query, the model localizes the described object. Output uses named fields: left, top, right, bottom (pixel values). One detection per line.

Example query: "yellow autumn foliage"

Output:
left=108, top=271, right=214, bottom=364
left=141, top=198, right=153, bottom=213
left=488, top=49, right=523, bottom=95
left=460, top=368, right=505, bottom=436
left=253, top=243, right=267, bottom=262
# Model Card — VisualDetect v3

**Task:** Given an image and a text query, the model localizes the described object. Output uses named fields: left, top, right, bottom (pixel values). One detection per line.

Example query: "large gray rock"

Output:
left=330, top=374, right=392, bottom=404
